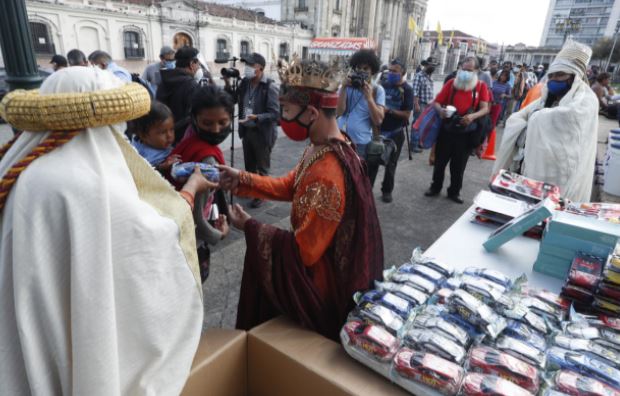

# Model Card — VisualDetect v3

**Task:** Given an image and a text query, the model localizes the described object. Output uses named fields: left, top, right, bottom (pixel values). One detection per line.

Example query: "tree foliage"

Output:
left=592, top=37, right=620, bottom=63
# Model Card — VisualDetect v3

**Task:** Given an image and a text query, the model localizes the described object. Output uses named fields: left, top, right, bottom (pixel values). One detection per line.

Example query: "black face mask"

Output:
left=193, top=118, right=231, bottom=146
left=426, top=66, right=435, bottom=75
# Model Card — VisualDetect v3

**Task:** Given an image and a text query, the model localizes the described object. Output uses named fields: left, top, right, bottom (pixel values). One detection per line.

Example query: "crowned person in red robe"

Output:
left=218, top=58, right=384, bottom=341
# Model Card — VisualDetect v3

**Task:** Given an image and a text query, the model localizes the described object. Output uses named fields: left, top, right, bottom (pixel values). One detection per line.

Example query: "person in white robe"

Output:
left=493, top=39, right=599, bottom=202
left=0, top=67, right=211, bottom=395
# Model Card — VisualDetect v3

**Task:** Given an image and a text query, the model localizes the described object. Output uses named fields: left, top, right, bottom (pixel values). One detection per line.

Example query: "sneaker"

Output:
left=447, top=195, right=464, bottom=204
left=250, top=198, right=264, bottom=208
left=381, top=192, right=393, bottom=203
left=424, top=189, right=440, bottom=197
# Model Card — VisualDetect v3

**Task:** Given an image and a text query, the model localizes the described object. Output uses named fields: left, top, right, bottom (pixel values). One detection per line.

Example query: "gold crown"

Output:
left=278, top=57, right=343, bottom=92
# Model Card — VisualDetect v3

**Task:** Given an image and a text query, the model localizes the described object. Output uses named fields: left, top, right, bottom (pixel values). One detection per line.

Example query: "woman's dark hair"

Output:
left=190, top=85, right=235, bottom=117
left=130, top=101, right=173, bottom=137
left=349, top=49, right=381, bottom=75
left=498, top=70, right=510, bottom=83
left=597, top=72, right=611, bottom=83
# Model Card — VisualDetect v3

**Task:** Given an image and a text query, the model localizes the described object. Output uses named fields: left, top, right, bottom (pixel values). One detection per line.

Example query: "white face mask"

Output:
left=194, top=67, right=204, bottom=82
left=244, top=66, right=256, bottom=79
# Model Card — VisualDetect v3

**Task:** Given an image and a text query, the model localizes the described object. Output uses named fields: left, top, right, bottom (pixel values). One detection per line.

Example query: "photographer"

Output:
left=337, top=49, right=386, bottom=160
left=224, top=52, right=279, bottom=208
left=425, top=56, right=490, bottom=204
left=367, top=59, right=413, bottom=203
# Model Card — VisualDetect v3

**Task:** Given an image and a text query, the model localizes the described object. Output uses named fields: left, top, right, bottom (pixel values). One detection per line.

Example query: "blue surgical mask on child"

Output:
left=386, top=72, right=401, bottom=85
left=547, top=79, right=571, bottom=96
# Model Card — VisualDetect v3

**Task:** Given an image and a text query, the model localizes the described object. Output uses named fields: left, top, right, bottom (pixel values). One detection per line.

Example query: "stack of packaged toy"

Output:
left=533, top=210, right=620, bottom=280
left=560, top=242, right=620, bottom=317
left=490, top=170, right=561, bottom=205
left=565, top=202, right=620, bottom=225
left=339, top=249, right=606, bottom=396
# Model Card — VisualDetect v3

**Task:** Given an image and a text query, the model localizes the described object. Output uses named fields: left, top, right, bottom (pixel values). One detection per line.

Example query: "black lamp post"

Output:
left=0, top=0, right=43, bottom=91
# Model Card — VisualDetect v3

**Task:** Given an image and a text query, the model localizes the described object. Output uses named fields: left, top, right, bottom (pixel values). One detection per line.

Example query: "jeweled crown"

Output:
left=278, top=57, right=343, bottom=92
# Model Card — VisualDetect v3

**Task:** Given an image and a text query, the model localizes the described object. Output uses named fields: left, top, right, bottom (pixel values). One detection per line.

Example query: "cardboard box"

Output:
left=247, top=317, right=409, bottom=396
left=182, top=329, right=247, bottom=396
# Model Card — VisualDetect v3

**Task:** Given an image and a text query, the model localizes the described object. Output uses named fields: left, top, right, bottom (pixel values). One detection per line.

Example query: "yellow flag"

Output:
left=436, top=22, right=443, bottom=45
left=417, top=26, right=423, bottom=38
left=408, top=16, right=416, bottom=32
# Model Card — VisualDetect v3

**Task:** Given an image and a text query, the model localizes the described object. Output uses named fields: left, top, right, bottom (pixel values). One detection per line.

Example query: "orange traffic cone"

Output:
left=481, top=129, right=497, bottom=161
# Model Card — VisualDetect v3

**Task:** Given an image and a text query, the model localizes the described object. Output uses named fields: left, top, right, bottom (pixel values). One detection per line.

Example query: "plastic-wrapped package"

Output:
left=563, top=323, right=601, bottom=340
left=402, top=328, right=467, bottom=364
left=447, top=289, right=507, bottom=339
left=410, top=248, right=454, bottom=277
left=460, top=373, right=534, bottom=396
left=601, top=328, right=620, bottom=348
left=504, top=304, right=550, bottom=335
left=495, top=336, right=547, bottom=368
left=524, top=288, right=571, bottom=312
left=541, top=389, right=571, bottom=396
left=546, top=347, right=582, bottom=372
left=170, top=162, right=220, bottom=182
left=503, top=320, right=547, bottom=352
left=340, top=320, right=399, bottom=378
left=460, top=276, right=513, bottom=311
left=349, top=302, right=404, bottom=335
left=568, top=253, right=605, bottom=292
left=357, top=290, right=413, bottom=319
left=553, top=370, right=620, bottom=396
left=564, top=352, right=620, bottom=389
left=463, top=267, right=512, bottom=289
left=562, top=284, right=595, bottom=303
left=373, top=281, right=428, bottom=307
left=467, top=346, right=540, bottom=393
left=554, top=335, right=620, bottom=367
left=594, top=297, right=620, bottom=316
left=398, top=263, right=445, bottom=285
left=603, top=267, right=620, bottom=286
left=598, top=281, right=620, bottom=301
left=436, top=288, right=453, bottom=304
left=520, top=296, right=566, bottom=325
left=392, top=347, right=465, bottom=396
left=412, top=313, right=471, bottom=346
left=389, top=272, right=438, bottom=295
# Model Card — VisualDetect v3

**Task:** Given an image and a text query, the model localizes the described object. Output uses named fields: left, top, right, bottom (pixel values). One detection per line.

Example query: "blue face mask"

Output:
left=456, top=70, right=475, bottom=84
left=547, top=79, right=571, bottom=96
left=164, top=60, right=176, bottom=70
left=386, top=72, right=401, bottom=85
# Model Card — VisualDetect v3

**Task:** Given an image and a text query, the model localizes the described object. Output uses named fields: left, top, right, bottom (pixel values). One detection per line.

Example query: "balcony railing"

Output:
left=124, top=47, right=145, bottom=59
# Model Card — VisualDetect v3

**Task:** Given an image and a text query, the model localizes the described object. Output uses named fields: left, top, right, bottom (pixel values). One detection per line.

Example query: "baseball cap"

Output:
left=50, top=54, right=68, bottom=67
left=159, top=46, right=175, bottom=57
left=425, top=57, right=439, bottom=66
left=241, top=52, right=266, bottom=68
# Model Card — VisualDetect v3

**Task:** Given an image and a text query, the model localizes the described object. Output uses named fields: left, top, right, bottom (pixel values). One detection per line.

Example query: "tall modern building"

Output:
left=540, top=0, right=620, bottom=47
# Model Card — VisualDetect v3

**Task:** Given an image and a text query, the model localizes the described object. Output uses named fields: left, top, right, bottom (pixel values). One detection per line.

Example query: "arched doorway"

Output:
left=173, top=32, right=193, bottom=49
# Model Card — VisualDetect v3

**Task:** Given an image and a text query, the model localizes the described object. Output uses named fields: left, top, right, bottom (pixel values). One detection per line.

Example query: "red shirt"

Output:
left=435, top=79, right=490, bottom=116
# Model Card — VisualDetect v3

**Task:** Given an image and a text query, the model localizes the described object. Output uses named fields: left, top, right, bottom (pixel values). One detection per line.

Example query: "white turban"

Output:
left=547, top=38, right=592, bottom=80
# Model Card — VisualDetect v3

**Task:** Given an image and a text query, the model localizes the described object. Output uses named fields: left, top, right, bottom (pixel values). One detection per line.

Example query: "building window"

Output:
left=335, top=0, right=341, bottom=11
left=279, top=42, right=289, bottom=61
left=302, top=46, right=309, bottom=59
left=123, top=30, right=144, bottom=59
left=217, top=38, right=229, bottom=60
left=29, top=22, right=54, bottom=54
left=173, top=32, right=193, bottom=49
left=296, top=0, right=307, bottom=11
left=240, top=40, right=250, bottom=57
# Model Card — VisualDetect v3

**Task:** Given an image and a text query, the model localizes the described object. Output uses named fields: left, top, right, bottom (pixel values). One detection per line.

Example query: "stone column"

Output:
left=0, top=0, right=43, bottom=90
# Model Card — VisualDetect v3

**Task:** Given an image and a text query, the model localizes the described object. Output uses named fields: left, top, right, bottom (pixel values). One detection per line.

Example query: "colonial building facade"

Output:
left=14, top=0, right=312, bottom=73
left=281, top=0, right=428, bottom=66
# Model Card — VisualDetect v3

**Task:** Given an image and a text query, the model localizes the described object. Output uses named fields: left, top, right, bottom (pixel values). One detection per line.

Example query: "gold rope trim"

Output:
left=0, top=83, right=150, bottom=132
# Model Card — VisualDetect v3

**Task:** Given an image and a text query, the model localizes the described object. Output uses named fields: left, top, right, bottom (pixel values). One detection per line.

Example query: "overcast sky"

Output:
left=425, top=0, right=552, bottom=46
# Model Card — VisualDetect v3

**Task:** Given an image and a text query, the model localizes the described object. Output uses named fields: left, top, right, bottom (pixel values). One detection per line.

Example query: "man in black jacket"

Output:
left=156, top=47, right=202, bottom=143
left=224, top=52, right=279, bottom=208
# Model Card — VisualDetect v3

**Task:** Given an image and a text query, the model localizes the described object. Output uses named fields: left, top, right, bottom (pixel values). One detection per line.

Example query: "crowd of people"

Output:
left=0, top=36, right=605, bottom=393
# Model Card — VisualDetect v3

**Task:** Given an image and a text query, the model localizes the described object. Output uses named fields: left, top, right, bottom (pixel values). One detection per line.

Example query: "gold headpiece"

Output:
left=278, top=57, right=343, bottom=93
left=0, top=83, right=150, bottom=132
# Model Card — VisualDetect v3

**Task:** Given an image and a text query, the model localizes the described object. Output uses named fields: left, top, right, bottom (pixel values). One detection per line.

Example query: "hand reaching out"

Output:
left=228, top=204, right=251, bottom=230
left=217, top=165, right=241, bottom=191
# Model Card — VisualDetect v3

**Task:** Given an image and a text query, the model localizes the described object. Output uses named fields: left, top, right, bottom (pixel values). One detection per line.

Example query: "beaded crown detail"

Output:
left=278, top=57, right=343, bottom=93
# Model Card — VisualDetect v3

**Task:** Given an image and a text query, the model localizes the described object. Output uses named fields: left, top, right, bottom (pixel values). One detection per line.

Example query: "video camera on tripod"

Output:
left=215, top=56, right=241, bottom=79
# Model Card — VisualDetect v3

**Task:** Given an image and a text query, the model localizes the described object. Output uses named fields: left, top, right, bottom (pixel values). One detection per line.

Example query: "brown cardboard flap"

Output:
left=248, top=317, right=409, bottom=396
left=182, top=329, right=247, bottom=396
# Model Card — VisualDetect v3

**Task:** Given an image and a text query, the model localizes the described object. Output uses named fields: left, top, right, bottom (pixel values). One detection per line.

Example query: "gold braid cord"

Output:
left=0, top=130, right=80, bottom=212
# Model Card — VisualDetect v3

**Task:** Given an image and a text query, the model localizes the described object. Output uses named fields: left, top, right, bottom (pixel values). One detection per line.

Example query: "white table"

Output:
left=424, top=205, right=564, bottom=293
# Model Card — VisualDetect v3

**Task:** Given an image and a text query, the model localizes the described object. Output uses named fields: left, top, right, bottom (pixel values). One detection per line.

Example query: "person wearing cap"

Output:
left=224, top=52, right=279, bottom=208
left=494, top=39, right=599, bottom=202
left=411, top=57, right=438, bottom=153
left=367, top=58, right=413, bottom=202
left=0, top=67, right=213, bottom=394
left=88, top=50, right=132, bottom=82
left=50, top=54, right=67, bottom=72
left=535, top=64, right=546, bottom=80
left=218, top=58, right=383, bottom=341
left=156, top=46, right=203, bottom=143
left=142, top=46, right=176, bottom=94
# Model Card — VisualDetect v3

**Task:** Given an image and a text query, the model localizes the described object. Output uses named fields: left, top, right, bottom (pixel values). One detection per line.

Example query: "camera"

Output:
left=220, top=67, right=240, bottom=78
left=349, top=71, right=370, bottom=89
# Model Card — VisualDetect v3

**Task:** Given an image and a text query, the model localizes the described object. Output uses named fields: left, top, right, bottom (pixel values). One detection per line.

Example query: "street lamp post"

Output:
left=0, top=0, right=43, bottom=90
left=605, top=23, right=620, bottom=72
